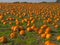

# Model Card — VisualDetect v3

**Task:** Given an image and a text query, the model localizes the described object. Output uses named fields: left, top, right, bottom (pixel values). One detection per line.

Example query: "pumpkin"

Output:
left=15, top=19, right=18, bottom=22
left=31, top=25, right=36, bottom=30
left=50, top=43, right=57, bottom=45
left=9, top=22, right=12, bottom=25
left=27, top=23, right=30, bottom=27
left=38, top=29, right=44, bottom=34
left=34, top=27, right=39, bottom=32
left=54, top=24, right=59, bottom=29
left=16, top=21, right=20, bottom=25
left=19, top=26, right=23, bottom=30
left=41, top=33, right=46, bottom=38
left=19, top=15, right=22, bottom=18
left=30, top=17, right=33, bottom=21
left=22, top=19, right=25, bottom=23
left=11, top=26, right=18, bottom=32
left=11, top=26, right=15, bottom=30
left=1, top=19, right=5, bottom=22
left=47, top=18, right=52, bottom=23
left=0, top=15, right=3, bottom=20
left=45, top=40, right=51, bottom=45
left=56, top=36, right=60, bottom=41
left=31, top=19, right=35, bottom=23
left=45, top=27, right=52, bottom=33
left=11, top=26, right=20, bottom=32
left=0, top=36, right=7, bottom=43
left=10, top=32, right=17, bottom=39
left=43, top=20, right=47, bottom=24
left=24, top=18, right=28, bottom=22
left=45, top=40, right=56, bottom=45
left=19, top=30, right=25, bottom=36
left=40, top=24, right=47, bottom=29
left=27, top=20, right=30, bottom=24
left=46, top=33, right=52, bottom=39
left=27, top=27, right=32, bottom=32
left=3, top=21, right=7, bottom=25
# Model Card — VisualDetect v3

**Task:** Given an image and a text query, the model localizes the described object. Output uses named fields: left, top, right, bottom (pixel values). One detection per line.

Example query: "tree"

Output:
left=13, top=1, right=20, bottom=3
left=56, top=0, right=60, bottom=2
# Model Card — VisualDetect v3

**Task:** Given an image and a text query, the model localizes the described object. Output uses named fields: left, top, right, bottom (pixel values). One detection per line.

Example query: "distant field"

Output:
left=0, top=3, right=60, bottom=45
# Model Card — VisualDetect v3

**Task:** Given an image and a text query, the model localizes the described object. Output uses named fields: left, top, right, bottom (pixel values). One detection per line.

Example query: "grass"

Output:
left=0, top=30, right=11, bottom=37
left=0, top=3, right=60, bottom=45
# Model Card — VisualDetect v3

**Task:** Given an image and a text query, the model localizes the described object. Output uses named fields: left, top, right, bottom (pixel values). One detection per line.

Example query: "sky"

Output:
left=0, top=0, right=57, bottom=2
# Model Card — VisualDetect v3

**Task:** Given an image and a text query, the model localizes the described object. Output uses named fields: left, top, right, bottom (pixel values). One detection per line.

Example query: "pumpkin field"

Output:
left=0, top=3, right=60, bottom=45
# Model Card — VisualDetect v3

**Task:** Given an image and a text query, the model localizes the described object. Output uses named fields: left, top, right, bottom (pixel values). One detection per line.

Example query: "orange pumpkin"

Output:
left=40, top=24, right=47, bottom=29
left=0, top=36, right=7, bottom=43
left=45, top=40, right=57, bottom=45
left=3, top=21, right=7, bottom=25
left=22, top=19, right=25, bottom=23
left=24, top=18, right=28, bottom=22
left=11, top=26, right=20, bottom=32
left=57, top=36, right=60, bottom=41
left=1, top=19, right=5, bottom=22
left=46, top=33, right=52, bottom=39
left=45, top=27, right=52, bottom=34
left=34, top=27, right=39, bottom=32
left=54, top=24, right=59, bottom=29
left=0, top=15, right=3, bottom=20
left=47, top=18, right=52, bottom=23
left=27, top=27, right=32, bottom=32
left=9, top=22, right=12, bottom=25
left=31, top=19, right=35, bottom=23
left=30, top=17, right=33, bottom=21
left=31, top=25, right=36, bottom=30
left=38, top=29, right=44, bottom=34
left=10, top=32, right=17, bottom=39
left=19, top=30, right=25, bottom=36
left=19, top=26, right=23, bottom=30
left=27, top=23, right=30, bottom=27
left=45, top=40, right=51, bottom=45
left=41, top=33, right=46, bottom=38
left=16, top=21, right=20, bottom=25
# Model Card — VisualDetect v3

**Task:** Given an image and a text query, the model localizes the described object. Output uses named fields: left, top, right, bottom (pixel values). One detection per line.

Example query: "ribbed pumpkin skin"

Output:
left=19, top=30, right=25, bottom=36
left=0, top=36, right=7, bottom=43
left=10, top=32, right=17, bottom=39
